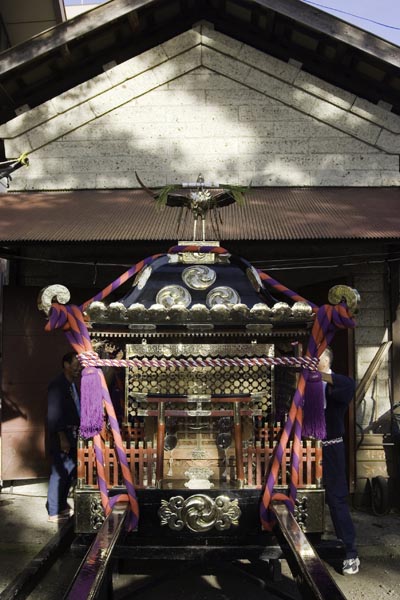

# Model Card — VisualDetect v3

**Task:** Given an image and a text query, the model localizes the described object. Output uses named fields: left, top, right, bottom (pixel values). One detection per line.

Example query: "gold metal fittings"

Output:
left=38, top=284, right=71, bottom=315
left=158, top=494, right=241, bottom=532
left=206, top=286, right=241, bottom=308
left=328, top=285, right=360, bottom=314
left=156, top=285, right=192, bottom=308
left=182, top=265, right=217, bottom=290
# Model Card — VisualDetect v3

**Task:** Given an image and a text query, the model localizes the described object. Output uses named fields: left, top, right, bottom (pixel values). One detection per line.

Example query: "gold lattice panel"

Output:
left=125, top=343, right=274, bottom=419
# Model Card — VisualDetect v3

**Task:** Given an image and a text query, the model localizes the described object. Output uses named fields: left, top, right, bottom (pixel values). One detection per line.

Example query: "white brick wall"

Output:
left=352, top=264, right=392, bottom=432
left=0, top=23, right=399, bottom=191
left=0, top=23, right=396, bottom=431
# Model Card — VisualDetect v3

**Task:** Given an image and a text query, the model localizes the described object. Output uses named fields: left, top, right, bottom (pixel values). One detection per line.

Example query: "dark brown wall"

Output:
left=0, top=255, right=357, bottom=481
left=1, top=286, right=85, bottom=480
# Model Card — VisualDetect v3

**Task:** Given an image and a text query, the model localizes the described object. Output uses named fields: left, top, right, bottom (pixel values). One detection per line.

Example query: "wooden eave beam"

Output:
left=53, top=0, right=67, bottom=23
left=0, top=0, right=155, bottom=76
left=1, top=0, right=399, bottom=121
left=259, top=7, right=276, bottom=37
left=127, top=11, right=141, bottom=33
left=251, top=0, right=400, bottom=69
left=0, top=0, right=399, bottom=79
left=0, top=82, right=15, bottom=108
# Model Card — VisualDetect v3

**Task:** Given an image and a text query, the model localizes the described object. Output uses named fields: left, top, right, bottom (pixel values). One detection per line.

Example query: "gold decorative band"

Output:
left=158, top=494, right=241, bottom=532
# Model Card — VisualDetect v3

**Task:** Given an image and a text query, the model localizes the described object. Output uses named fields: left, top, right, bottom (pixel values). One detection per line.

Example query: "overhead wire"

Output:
left=300, top=0, right=400, bottom=32
left=1, top=248, right=400, bottom=272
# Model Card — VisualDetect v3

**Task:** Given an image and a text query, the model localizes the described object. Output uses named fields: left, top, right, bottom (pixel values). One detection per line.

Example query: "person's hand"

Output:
left=320, top=372, right=333, bottom=384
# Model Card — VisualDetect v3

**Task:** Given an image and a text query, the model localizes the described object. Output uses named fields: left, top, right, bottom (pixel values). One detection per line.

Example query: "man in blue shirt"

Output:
left=46, top=352, right=81, bottom=522
left=319, top=346, right=360, bottom=575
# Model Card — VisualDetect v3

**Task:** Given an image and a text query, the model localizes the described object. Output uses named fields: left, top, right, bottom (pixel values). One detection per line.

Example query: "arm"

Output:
left=326, top=373, right=355, bottom=405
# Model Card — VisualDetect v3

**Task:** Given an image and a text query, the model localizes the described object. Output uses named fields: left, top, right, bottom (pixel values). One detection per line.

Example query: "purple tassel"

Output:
left=80, top=366, right=104, bottom=439
left=302, top=370, right=326, bottom=439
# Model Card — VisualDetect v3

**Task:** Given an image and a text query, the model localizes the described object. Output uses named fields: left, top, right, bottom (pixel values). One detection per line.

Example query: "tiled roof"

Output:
left=0, top=187, right=399, bottom=243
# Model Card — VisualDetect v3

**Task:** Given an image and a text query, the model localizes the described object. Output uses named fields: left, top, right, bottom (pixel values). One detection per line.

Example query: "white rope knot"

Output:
left=78, top=351, right=100, bottom=367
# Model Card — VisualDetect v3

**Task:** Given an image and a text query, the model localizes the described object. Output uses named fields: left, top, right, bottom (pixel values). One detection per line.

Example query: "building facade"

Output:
left=0, top=4, right=399, bottom=507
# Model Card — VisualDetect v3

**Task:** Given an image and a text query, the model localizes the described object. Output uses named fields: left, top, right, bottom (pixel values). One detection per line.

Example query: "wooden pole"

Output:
left=355, top=341, right=392, bottom=406
left=156, top=401, right=165, bottom=485
left=233, top=401, right=244, bottom=486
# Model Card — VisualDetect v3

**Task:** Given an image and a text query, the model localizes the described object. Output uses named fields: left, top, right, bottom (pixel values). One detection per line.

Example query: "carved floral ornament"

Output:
left=37, top=284, right=70, bottom=315
left=328, top=285, right=360, bottom=315
left=158, top=494, right=241, bottom=532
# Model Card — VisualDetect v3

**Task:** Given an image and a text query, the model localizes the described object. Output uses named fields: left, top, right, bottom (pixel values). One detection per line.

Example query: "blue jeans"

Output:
left=46, top=450, right=77, bottom=517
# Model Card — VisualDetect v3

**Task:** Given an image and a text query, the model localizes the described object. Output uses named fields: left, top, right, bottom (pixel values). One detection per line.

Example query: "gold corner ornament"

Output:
left=38, top=284, right=71, bottom=315
left=0, top=152, right=29, bottom=188
left=158, top=494, right=241, bottom=532
left=328, top=285, right=360, bottom=315
left=17, top=152, right=29, bottom=167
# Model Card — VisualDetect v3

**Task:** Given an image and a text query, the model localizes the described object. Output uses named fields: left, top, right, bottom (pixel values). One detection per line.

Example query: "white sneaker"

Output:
left=48, top=513, right=70, bottom=523
left=342, top=557, right=360, bottom=575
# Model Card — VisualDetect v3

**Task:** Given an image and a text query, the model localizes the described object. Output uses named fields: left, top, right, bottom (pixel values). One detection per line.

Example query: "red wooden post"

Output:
left=156, top=401, right=165, bottom=485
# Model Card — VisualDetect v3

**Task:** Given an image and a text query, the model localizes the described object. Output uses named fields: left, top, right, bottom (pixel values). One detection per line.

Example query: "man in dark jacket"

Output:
left=318, top=346, right=360, bottom=575
left=46, top=352, right=81, bottom=522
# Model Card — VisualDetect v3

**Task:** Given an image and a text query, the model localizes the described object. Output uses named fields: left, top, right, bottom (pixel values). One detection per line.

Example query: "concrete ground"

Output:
left=0, top=480, right=399, bottom=599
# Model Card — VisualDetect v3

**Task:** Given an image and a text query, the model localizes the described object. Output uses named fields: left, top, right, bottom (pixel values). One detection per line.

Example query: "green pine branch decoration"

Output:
left=219, top=183, right=250, bottom=206
left=155, top=185, right=179, bottom=208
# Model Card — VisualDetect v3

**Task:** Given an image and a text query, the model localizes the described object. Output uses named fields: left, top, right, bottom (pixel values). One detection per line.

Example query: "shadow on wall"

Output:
left=1, top=286, right=90, bottom=481
left=1, top=35, right=392, bottom=479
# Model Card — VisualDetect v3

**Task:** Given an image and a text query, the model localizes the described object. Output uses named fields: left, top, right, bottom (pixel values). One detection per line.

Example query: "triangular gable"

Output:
left=1, top=24, right=399, bottom=189
left=1, top=0, right=399, bottom=124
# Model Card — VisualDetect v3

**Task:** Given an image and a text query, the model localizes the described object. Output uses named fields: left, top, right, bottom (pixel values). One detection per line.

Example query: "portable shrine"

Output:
left=38, top=176, right=359, bottom=560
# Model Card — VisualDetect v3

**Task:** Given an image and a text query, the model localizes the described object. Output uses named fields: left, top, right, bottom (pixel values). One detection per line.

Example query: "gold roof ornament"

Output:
left=135, top=172, right=250, bottom=242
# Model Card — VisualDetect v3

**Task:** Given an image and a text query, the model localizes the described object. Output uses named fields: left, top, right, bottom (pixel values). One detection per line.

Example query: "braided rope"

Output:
left=78, top=352, right=319, bottom=370
left=81, top=254, right=164, bottom=311
left=258, top=271, right=318, bottom=311
left=259, top=302, right=355, bottom=530
left=45, top=302, right=139, bottom=530
left=99, top=369, right=139, bottom=530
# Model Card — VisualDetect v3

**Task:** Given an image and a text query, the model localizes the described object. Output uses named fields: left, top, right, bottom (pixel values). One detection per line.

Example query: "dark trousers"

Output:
left=323, top=442, right=357, bottom=559
left=46, top=450, right=77, bottom=517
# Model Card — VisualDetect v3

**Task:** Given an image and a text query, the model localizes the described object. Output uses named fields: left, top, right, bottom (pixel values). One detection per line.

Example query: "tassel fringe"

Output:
left=80, top=366, right=104, bottom=438
left=302, top=370, right=326, bottom=440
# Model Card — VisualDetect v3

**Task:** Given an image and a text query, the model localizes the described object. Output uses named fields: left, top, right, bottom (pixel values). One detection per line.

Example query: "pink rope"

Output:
left=78, top=352, right=319, bottom=370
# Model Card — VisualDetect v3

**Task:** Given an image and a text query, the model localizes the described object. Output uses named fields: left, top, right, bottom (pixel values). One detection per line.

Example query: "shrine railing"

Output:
left=77, top=436, right=322, bottom=490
